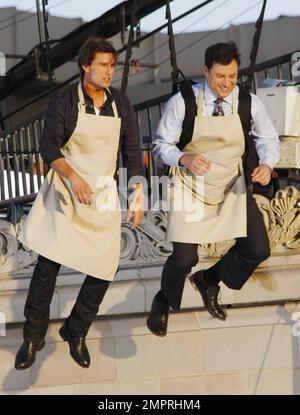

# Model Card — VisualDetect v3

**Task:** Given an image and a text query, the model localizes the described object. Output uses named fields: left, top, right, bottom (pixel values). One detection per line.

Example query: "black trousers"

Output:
left=23, top=255, right=110, bottom=341
left=161, top=191, right=270, bottom=310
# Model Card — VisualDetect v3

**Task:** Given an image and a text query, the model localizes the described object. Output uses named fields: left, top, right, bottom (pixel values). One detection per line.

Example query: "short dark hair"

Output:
left=205, top=42, right=241, bottom=69
left=77, top=36, right=118, bottom=77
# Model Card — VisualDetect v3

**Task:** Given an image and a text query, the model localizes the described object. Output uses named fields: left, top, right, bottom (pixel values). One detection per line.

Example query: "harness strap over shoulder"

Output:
left=237, top=85, right=252, bottom=187
left=177, top=82, right=252, bottom=152
left=176, top=79, right=197, bottom=151
left=174, top=81, right=272, bottom=197
left=176, top=82, right=264, bottom=190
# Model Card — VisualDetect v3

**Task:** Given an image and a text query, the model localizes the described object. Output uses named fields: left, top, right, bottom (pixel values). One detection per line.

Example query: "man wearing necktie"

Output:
left=212, top=98, right=225, bottom=116
left=147, top=42, right=280, bottom=336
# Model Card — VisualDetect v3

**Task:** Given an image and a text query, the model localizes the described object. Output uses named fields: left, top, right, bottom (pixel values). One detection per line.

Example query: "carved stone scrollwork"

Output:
left=0, top=210, right=173, bottom=273
left=120, top=211, right=172, bottom=264
left=1, top=186, right=299, bottom=273
left=254, top=186, right=300, bottom=249
left=0, top=217, right=37, bottom=274
left=199, top=186, right=300, bottom=257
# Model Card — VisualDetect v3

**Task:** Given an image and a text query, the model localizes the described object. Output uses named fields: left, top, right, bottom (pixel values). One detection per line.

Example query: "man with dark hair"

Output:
left=15, top=36, right=145, bottom=369
left=147, top=41, right=280, bottom=336
left=77, top=36, right=118, bottom=78
left=205, top=41, right=241, bottom=68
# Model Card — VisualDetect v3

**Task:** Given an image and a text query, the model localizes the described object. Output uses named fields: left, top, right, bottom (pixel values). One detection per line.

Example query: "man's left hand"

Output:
left=251, top=164, right=272, bottom=185
left=127, top=183, right=145, bottom=229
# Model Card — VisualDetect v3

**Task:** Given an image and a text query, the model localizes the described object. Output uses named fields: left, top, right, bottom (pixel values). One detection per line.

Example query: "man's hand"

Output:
left=68, top=172, right=94, bottom=205
left=251, top=164, right=272, bottom=186
left=127, top=183, right=145, bottom=229
left=179, top=153, right=211, bottom=175
left=51, top=158, right=94, bottom=205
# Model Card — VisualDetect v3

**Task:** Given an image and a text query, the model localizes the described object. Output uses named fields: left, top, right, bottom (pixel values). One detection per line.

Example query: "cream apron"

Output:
left=167, top=86, right=247, bottom=244
left=18, top=83, right=121, bottom=280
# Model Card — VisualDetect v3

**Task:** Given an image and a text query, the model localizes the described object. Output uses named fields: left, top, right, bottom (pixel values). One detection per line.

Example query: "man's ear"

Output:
left=82, top=64, right=90, bottom=74
left=203, top=65, right=209, bottom=79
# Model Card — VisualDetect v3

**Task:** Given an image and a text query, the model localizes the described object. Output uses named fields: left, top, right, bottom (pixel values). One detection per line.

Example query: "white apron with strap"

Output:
left=18, top=83, right=121, bottom=281
left=166, top=86, right=247, bottom=244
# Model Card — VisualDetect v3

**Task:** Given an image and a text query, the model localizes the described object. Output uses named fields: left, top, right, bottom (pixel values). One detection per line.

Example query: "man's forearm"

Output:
left=51, top=158, right=77, bottom=182
left=152, top=141, right=184, bottom=167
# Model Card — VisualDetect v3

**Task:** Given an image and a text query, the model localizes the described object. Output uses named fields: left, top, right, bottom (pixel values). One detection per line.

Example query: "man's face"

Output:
left=82, top=52, right=116, bottom=89
left=203, top=59, right=238, bottom=98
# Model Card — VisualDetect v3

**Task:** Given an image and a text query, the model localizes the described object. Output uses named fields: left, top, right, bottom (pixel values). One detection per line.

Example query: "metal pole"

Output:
left=121, top=0, right=138, bottom=93
left=41, top=0, right=53, bottom=94
left=35, top=0, right=44, bottom=44
left=166, top=0, right=179, bottom=93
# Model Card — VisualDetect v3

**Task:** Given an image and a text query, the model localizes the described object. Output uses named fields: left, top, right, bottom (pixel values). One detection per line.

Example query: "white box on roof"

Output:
left=257, top=86, right=300, bottom=137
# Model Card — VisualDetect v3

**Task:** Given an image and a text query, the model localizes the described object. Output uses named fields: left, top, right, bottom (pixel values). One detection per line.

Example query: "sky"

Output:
left=1, top=0, right=300, bottom=33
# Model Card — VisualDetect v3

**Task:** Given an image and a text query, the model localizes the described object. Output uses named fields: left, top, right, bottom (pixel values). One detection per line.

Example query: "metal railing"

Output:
left=0, top=49, right=299, bottom=218
left=0, top=114, right=45, bottom=207
left=238, top=50, right=297, bottom=93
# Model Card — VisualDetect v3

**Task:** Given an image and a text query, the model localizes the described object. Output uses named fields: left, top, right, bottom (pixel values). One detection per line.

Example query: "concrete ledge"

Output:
left=0, top=249, right=300, bottom=323
left=0, top=304, right=299, bottom=394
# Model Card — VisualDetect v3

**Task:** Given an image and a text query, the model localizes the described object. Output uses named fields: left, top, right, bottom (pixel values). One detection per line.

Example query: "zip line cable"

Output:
left=112, top=0, right=263, bottom=85
left=171, top=0, right=263, bottom=63
left=138, top=0, right=231, bottom=66
left=0, top=4, right=37, bottom=25
left=179, top=0, right=230, bottom=33
left=113, top=0, right=221, bottom=76
left=0, top=0, right=71, bottom=32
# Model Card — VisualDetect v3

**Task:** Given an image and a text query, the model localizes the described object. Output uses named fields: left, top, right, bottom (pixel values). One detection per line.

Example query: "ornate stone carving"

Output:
left=0, top=218, right=37, bottom=274
left=254, top=186, right=300, bottom=249
left=198, top=186, right=300, bottom=257
left=0, top=210, right=172, bottom=273
left=120, top=210, right=172, bottom=264
left=1, top=186, right=299, bottom=273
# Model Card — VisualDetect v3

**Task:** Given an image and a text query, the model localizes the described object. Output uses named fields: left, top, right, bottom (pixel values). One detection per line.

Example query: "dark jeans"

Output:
left=161, top=191, right=270, bottom=310
left=23, top=255, right=110, bottom=341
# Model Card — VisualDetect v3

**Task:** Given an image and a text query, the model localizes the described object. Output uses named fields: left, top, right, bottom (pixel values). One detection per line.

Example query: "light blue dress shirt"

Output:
left=153, top=82, right=280, bottom=170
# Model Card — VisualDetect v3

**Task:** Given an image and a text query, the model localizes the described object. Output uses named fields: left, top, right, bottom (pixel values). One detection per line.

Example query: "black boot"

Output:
left=147, top=292, right=170, bottom=337
left=189, top=271, right=227, bottom=321
left=59, top=325, right=90, bottom=368
left=15, top=339, right=45, bottom=370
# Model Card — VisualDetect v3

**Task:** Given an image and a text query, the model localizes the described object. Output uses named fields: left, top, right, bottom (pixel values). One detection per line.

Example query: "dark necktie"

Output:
left=212, top=98, right=225, bottom=116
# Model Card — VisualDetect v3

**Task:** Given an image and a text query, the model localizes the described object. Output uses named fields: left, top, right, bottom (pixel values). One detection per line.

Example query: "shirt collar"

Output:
left=204, top=81, right=234, bottom=106
left=80, top=82, right=113, bottom=108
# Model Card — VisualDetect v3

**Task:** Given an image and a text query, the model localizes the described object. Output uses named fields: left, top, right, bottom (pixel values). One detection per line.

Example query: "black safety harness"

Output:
left=165, top=0, right=271, bottom=197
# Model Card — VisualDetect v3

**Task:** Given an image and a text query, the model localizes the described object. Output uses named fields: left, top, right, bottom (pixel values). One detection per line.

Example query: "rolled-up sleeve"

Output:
left=250, top=93, right=280, bottom=170
left=152, top=92, right=185, bottom=167
left=40, top=93, right=67, bottom=166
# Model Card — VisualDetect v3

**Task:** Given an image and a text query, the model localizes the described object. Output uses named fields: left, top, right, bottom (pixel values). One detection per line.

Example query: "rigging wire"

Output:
left=171, top=0, right=263, bottom=62
left=113, top=0, right=230, bottom=76
left=41, top=0, right=53, bottom=94
left=112, top=0, right=264, bottom=85
left=0, top=3, right=37, bottom=25
left=0, top=0, right=71, bottom=32
left=36, top=0, right=43, bottom=44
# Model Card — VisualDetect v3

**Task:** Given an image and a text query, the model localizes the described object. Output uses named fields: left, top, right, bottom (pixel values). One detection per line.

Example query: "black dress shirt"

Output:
left=40, top=82, right=145, bottom=181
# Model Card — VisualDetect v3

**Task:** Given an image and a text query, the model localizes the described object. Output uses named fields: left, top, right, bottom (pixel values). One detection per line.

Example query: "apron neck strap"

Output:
left=232, top=89, right=239, bottom=114
left=78, top=82, right=86, bottom=107
left=198, top=83, right=238, bottom=115
left=107, top=88, right=118, bottom=118
left=197, top=85, right=205, bottom=114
